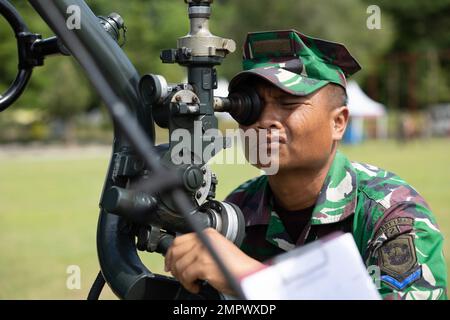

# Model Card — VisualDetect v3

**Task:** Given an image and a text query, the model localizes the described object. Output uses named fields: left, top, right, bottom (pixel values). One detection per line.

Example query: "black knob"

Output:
left=183, top=165, right=204, bottom=192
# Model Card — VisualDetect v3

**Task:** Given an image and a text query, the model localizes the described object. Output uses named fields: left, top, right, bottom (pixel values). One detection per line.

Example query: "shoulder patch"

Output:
left=380, top=267, right=422, bottom=291
left=378, top=234, right=421, bottom=290
left=377, top=217, right=414, bottom=239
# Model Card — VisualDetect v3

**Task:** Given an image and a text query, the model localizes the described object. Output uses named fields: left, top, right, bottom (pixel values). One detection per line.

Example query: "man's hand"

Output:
left=164, top=228, right=264, bottom=296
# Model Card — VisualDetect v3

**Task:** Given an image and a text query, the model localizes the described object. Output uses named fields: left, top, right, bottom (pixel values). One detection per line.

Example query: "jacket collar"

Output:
left=245, top=150, right=358, bottom=227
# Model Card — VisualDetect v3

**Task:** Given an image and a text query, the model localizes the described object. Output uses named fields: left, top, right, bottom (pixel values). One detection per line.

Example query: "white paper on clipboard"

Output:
left=240, top=233, right=381, bottom=300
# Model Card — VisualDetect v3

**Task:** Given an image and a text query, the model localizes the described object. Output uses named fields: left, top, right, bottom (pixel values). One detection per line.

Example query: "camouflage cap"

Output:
left=229, top=30, right=361, bottom=96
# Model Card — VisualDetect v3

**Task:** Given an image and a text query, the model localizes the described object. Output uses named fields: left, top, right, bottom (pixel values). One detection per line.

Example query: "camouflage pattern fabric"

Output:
left=229, top=30, right=361, bottom=96
left=225, top=151, right=448, bottom=300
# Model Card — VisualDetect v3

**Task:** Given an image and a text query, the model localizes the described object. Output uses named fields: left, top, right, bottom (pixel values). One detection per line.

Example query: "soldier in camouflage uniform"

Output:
left=165, top=30, right=447, bottom=299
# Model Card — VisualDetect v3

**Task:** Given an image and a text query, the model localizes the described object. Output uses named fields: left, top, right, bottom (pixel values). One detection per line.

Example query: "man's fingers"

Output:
left=170, top=249, right=200, bottom=279
left=164, top=236, right=195, bottom=271
left=165, top=236, right=200, bottom=272
left=180, top=264, right=205, bottom=294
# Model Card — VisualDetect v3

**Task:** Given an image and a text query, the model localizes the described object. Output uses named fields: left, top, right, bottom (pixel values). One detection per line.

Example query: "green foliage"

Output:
left=215, top=0, right=394, bottom=80
left=363, top=0, right=450, bottom=107
left=39, top=58, right=92, bottom=120
left=369, top=0, right=450, bottom=51
left=1, top=0, right=450, bottom=126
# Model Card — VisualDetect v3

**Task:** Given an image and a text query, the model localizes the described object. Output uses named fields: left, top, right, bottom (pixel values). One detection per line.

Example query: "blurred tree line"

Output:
left=1, top=0, right=449, bottom=141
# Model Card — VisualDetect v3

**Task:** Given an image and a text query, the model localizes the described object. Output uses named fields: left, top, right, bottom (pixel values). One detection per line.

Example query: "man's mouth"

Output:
left=259, top=134, right=287, bottom=147
left=253, top=138, right=285, bottom=155
left=241, top=129, right=287, bottom=153
left=244, top=137, right=284, bottom=150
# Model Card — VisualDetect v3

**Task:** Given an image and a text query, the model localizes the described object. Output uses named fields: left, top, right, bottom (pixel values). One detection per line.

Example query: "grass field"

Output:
left=0, top=138, right=449, bottom=299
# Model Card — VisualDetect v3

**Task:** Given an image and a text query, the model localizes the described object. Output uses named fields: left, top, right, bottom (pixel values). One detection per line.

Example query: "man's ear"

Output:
left=331, top=106, right=349, bottom=140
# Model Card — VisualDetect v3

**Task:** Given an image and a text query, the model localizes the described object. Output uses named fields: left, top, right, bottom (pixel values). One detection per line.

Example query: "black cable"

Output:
left=87, top=271, right=106, bottom=300
left=0, top=0, right=33, bottom=111
left=27, top=0, right=245, bottom=300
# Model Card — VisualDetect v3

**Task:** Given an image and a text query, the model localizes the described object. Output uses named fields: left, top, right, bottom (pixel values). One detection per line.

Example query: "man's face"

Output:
left=239, top=81, right=347, bottom=173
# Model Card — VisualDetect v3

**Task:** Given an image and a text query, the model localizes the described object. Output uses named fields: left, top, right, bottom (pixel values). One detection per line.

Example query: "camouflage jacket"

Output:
left=225, top=151, right=447, bottom=300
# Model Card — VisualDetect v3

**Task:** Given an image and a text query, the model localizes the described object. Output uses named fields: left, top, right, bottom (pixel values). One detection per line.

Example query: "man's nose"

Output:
left=256, top=102, right=282, bottom=129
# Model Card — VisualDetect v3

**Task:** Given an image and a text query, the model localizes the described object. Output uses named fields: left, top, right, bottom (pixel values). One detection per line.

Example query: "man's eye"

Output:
left=281, top=102, right=299, bottom=107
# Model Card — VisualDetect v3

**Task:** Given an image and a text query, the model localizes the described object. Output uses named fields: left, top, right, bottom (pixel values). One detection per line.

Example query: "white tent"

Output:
left=214, top=78, right=230, bottom=98
left=214, top=78, right=234, bottom=121
left=344, top=81, right=387, bottom=143
left=347, top=81, right=386, bottom=117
